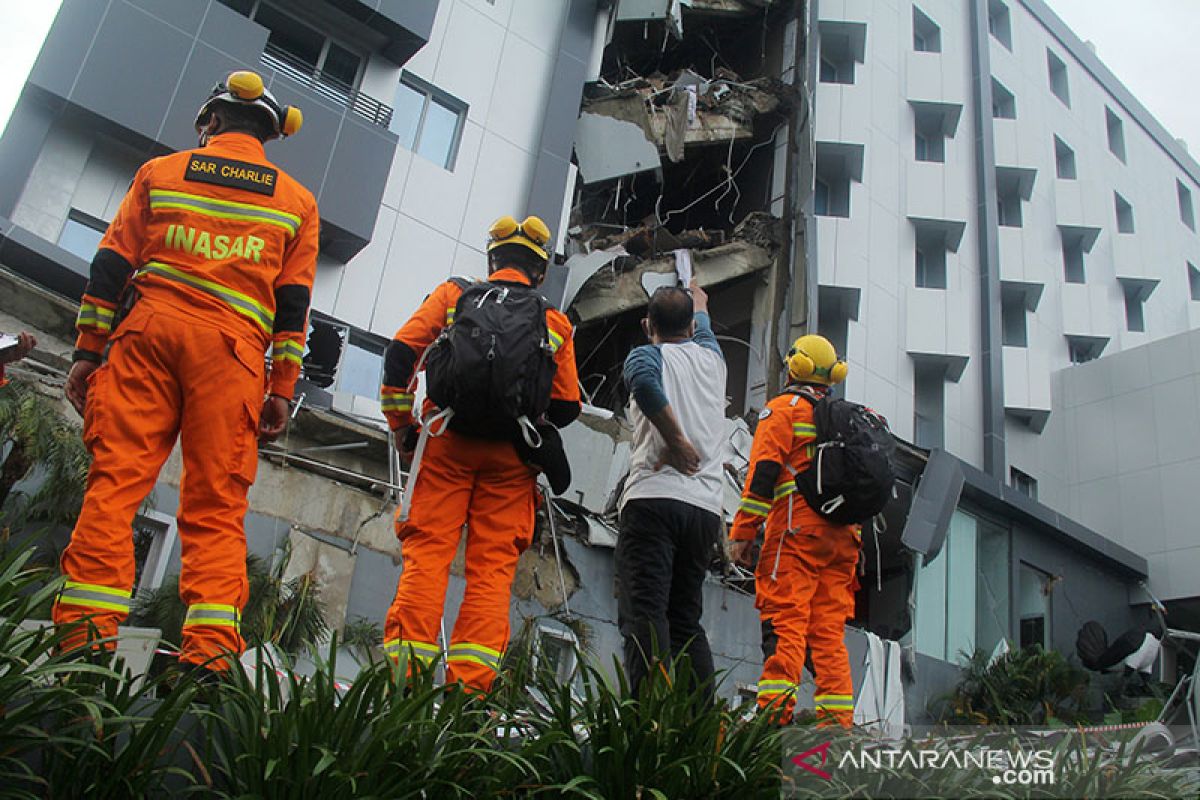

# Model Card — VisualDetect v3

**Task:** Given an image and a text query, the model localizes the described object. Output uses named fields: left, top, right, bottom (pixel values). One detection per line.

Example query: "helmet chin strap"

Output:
left=197, top=115, right=220, bottom=148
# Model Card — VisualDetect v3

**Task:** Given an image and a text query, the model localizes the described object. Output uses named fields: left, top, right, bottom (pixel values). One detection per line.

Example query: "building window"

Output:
left=1001, top=290, right=1027, bottom=346
left=991, top=78, right=1016, bottom=119
left=1106, top=107, right=1126, bottom=163
left=818, top=21, right=866, bottom=85
left=814, top=177, right=831, bottom=216
left=913, top=106, right=947, bottom=163
left=814, top=142, right=863, bottom=218
left=913, top=361, right=945, bottom=449
left=1010, top=467, right=1037, bottom=500
left=301, top=316, right=387, bottom=398
left=1178, top=180, right=1195, bottom=231
left=913, top=223, right=948, bottom=288
left=912, top=5, right=941, bottom=53
left=1189, top=262, right=1200, bottom=301
left=391, top=73, right=468, bottom=170
left=1046, top=50, right=1070, bottom=107
left=242, top=1, right=364, bottom=91
left=132, top=510, right=179, bottom=597
left=534, top=626, right=578, bottom=684
left=1114, top=192, right=1135, bottom=234
left=1066, top=335, right=1106, bottom=364
left=1119, top=278, right=1155, bottom=333
left=988, top=0, right=1012, bottom=51
left=1018, top=563, right=1051, bottom=650
left=914, top=510, right=1011, bottom=661
left=57, top=209, right=107, bottom=261
left=1123, top=286, right=1146, bottom=332
left=997, top=186, right=1022, bottom=228
left=1054, top=136, right=1076, bottom=179
left=1061, top=230, right=1087, bottom=283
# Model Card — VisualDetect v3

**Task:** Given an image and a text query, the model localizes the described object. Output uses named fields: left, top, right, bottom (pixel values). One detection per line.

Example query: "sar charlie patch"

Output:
left=758, top=407, right=772, bottom=420
left=185, top=155, right=277, bottom=196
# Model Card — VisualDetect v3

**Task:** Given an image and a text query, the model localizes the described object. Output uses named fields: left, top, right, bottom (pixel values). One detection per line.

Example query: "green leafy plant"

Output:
left=0, top=378, right=90, bottom=534
left=130, top=552, right=329, bottom=656
left=938, top=645, right=1091, bottom=725
left=340, top=615, right=383, bottom=665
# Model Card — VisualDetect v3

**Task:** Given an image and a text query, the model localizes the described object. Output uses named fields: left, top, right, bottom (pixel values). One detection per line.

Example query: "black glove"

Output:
left=514, top=423, right=571, bottom=495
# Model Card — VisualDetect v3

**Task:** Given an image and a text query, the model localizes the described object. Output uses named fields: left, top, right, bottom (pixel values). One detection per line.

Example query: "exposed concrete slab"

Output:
left=569, top=239, right=775, bottom=324
left=284, top=527, right=357, bottom=633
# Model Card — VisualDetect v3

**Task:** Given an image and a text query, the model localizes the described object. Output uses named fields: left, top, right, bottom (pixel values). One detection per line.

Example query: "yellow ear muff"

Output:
left=227, top=70, right=264, bottom=101
left=830, top=360, right=849, bottom=384
left=281, top=105, right=302, bottom=137
left=787, top=348, right=815, bottom=381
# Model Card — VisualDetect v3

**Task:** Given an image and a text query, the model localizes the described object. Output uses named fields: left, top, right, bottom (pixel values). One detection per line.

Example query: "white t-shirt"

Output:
left=621, top=330, right=727, bottom=515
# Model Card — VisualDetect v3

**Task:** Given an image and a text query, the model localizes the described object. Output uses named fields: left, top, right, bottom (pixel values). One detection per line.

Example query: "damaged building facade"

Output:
left=0, top=0, right=1194, bottom=723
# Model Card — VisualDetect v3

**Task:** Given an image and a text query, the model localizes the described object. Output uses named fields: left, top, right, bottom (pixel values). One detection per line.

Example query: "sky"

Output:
left=0, top=1, right=1195, bottom=155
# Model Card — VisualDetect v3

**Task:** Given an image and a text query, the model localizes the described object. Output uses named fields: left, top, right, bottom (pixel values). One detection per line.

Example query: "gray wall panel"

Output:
left=127, top=0, right=206, bottom=33
left=319, top=116, right=395, bottom=246
left=71, top=2, right=192, bottom=143
left=0, top=94, right=57, bottom=219
left=27, top=0, right=107, bottom=98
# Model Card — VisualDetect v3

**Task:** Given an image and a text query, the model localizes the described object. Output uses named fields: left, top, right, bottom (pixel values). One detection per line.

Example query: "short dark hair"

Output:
left=647, top=286, right=693, bottom=337
left=211, top=101, right=276, bottom=142
left=488, top=242, right=547, bottom=280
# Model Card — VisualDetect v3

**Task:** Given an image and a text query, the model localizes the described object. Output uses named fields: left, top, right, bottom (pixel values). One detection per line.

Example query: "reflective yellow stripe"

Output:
left=380, top=390, right=414, bottom=412
left=447, top=642, right=502, bottom=671
left=757, top=680, right=798, bottom=697
left=384, top=639, right=441, bottom=663
left=58, top=581, right=133, bottom=613
left=77, top=303, right=115, bottom=332
left=445, top=309, right=456, bottom=325
left=773, top=480, right=797, bottom=500
left=814, top=693, right=854, bottom=709
left=793, top=423, right=817, bottom=438
left=272, top=340, right=304, bottom=366
left=149, top=189, right=300, bottom=236
left=183, top=603, right=240, bottom=628
left=547, top=329, right=564, bottom=353
left=138, top=261, right=274, bottom=333
left=738, top=497, right=771, bottom=517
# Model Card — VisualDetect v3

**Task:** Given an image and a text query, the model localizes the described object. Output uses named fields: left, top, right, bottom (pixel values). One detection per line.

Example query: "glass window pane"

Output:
left=322, top=43, right=361, bottom=90
left=417, top=95, right=460, bottom=168
left=337, top=342, right=383, bottom=398
left=256, top=4, right=323, bottom=68
left=975, top=520, right=1010, bottom=656
left=58, top=216, right=106, bottom=261
left=390, top=81, right=426, bottom=149
left=945, top=511, right=978, bottom=660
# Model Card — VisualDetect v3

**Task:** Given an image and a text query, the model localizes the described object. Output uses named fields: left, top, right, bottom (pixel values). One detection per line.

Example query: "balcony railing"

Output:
left=260, top=43, right=393, bottom=129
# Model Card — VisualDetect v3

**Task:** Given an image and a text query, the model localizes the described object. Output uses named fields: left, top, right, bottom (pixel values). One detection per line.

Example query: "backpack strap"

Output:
left=447, top=276, right=475, bottom=291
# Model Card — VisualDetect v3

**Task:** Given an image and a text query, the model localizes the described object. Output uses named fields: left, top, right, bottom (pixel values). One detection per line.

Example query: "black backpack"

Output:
left=424, top=278, right=558, bottom=439
left=793, top=390, right=896, bottom=525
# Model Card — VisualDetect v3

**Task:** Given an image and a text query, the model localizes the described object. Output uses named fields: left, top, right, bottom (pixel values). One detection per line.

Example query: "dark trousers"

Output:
left=615, top=498, right=719, bottom=702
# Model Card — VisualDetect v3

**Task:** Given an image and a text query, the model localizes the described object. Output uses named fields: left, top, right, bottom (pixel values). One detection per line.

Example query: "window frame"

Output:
left=392, top=72, right=469, bottom=171
left=912, top=5, right=941, bottom=53
left=57, top=208, right=108, bottom=261
left=227, top=0, right=367, bottom=92
left=1189, top=262, right=1200, bottom=302
left=1053, top=136, right=1076, bottom=179
left=1010, top=467, right=1037, bottom=500
left=1178, top=180, right=1196, bottom=231
left=1106, top=107, right=1127, bottom=163
left=1046, top=49, right=1070, bottom=107
left=1114, top=192, right=1135, bottom=234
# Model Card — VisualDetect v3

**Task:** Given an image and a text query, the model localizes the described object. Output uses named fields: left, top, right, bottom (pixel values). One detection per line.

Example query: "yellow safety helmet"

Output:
left=786, top=334, right=848, bottom=385
left=487, top=215, right=551, bottom=261
left=195, top=70, right=303, bottom=140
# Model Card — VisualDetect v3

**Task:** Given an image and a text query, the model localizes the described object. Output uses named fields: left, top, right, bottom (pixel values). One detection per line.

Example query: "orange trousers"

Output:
left=53, top=300, right=262, bottom=668
left=384, top=429, right=536, bottom=692
left=755, top=517, right=860, bottom=726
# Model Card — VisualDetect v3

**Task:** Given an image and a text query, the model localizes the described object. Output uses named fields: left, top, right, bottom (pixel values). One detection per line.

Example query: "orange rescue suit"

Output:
left=730, top=385, right=860, bottom=726
left=380, top=269, right=580, bottom=691
left=53, top=133, right=319, bottom=669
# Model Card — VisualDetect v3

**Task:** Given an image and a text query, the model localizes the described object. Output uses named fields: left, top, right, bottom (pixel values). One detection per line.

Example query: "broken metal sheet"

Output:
left=558, top=411, right=632, bottom=515
left=575, top=112, right=662, bottom=184
left=560, top=246, right=628, bottom=312
left=582, top=515, right=619, bottom=548
left=673, top=248, right=693, bottom=285
left=570, top=239, right=774, bottom=324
